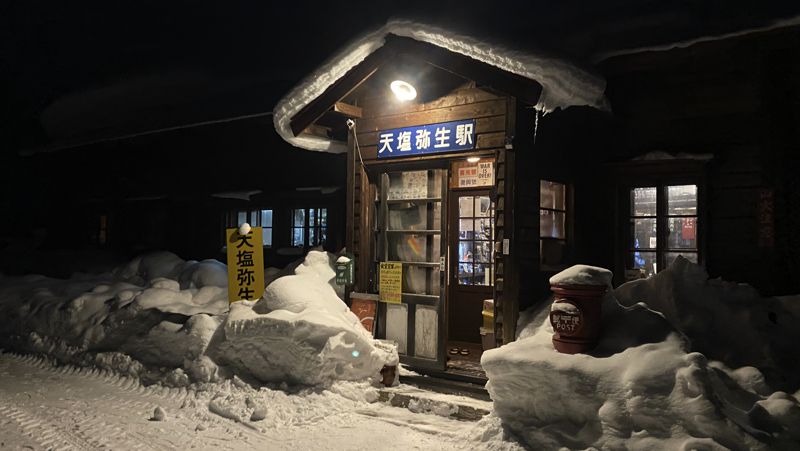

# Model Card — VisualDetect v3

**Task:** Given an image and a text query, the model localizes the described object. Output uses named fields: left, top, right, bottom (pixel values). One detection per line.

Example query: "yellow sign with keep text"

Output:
left=226, top=228, right=265, bottom=303
left=379, top=262, right=403, bottom=304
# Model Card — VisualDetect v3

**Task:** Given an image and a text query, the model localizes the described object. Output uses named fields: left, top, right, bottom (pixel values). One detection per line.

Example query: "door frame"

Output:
left=446, top=188, right=495, bottom=344
left=374, top=163, right=449, bottom=371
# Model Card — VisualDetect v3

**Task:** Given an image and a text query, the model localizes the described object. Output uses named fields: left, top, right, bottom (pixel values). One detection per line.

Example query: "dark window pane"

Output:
left=540, top=239, right=566, bottom=266
left=666, top=252, right=698, bottom=268
left=631, top=187, right=657, bottom=216
left=667, top=217, right=697, bottom=249
left=293, top=209, right=305, bottom=227
left=261, top=210, right=273, bottom=228
left=631, top=218, right=657, bottom=249
left=292, top=228, right=304, bottom=246
left=628, top=251, right=658, bottom=277
left=667, top=185, right=697, bottom=215
left=540, top=210, right=566, bottom=239
left=309, top=227, right=316, bottom=246
left=458, top=262, right=473, bottom=285
left=237, top=211, right=247, bottom=226
left=320, top=209, right=327, bottom=227
left=540, top=180, right=566, bottom=210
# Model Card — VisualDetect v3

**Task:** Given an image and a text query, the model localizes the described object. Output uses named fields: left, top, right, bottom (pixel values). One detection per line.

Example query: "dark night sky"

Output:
left=2, top=1, right=800, bottom=152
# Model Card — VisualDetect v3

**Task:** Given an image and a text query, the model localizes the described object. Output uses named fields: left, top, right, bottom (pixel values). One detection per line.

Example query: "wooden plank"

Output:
left=359, top=139, right=504, bottom=161
left=290, top=46, right=394, bottom=136
left=303, top=124, right=331, bottom=139
left=358, top=86, right=503, bottom=118
left=356, top=115, right=505, bottom=146
left=334, top=102, right=363, bottom=118
left=356, top=99, right=507, bottom=132
left=384, top=35, right=542, bottom=106
left=476, top=132, right=505, bottom=150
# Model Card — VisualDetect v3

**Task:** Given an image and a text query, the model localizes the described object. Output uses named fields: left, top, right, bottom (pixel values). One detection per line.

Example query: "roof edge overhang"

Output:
left=273, top=19, right=608, bottom=153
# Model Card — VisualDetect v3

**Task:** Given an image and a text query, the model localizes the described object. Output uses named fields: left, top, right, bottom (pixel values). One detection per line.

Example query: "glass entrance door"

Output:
left=448, top=191, right=494, bottom=343
left=378, top=169, right=447, bottom=370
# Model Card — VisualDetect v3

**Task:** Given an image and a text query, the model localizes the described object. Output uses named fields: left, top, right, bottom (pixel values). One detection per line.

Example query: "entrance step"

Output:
left=377, top=383, right=492, bottom=422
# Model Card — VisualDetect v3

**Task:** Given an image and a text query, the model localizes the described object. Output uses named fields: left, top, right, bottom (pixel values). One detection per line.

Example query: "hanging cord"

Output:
left=346, top=119, right=366, bottom=171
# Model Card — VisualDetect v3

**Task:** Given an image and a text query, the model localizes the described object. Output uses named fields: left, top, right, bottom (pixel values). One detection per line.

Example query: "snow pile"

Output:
left=273, top=19, right=607, bottom=153
left=0, top=250, right=395, bottom=390
left=481, top=262, right=800, bottom=450
left=615, top=256, right=800, bottom=391
left=215, top=250, right=398, bottom=386
left=549, top=264, right=612, bottom=286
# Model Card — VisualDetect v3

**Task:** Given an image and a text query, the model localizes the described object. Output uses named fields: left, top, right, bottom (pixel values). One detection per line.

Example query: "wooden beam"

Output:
left=384, top=35, right=543, bottom=106
left=302, top=124, right=332, bottom=139
left=290, top=46, right=394, bottom=136
left=333, top=101, right=363, bottom=118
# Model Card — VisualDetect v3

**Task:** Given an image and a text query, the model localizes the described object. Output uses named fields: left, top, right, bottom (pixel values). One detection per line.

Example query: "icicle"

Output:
left=533, top=109, right=540, bottom=145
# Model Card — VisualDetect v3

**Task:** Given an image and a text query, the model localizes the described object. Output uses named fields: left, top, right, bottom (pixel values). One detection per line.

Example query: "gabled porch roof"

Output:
left=273, top=20, right=607, bottom=153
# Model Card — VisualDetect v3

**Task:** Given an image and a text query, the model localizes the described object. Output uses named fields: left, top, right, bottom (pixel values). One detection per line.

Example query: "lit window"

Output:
left=457, top=195, right=495, bottom=286
left=540, top=180, right=567, bottom=269
left=226, top=209, right=273, bottom=247
left=628, top=184, right=698, bottom=277
left=291, top=208, right=327, bottom=247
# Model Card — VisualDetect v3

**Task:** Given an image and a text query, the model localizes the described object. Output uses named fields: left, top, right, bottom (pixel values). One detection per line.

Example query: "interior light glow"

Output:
left=467, top=157, right=481, bottom=163
left=390, top=80, right=417, bottom=101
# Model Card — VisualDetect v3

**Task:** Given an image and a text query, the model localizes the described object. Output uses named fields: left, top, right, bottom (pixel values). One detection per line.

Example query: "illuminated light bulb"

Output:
left=467, top=157, right=481, bottom=163
left=390, top=80, right=417, bottom=101
left=238, top=223, right=251, bottom=235
left=351, top=350, right=360, bottom=358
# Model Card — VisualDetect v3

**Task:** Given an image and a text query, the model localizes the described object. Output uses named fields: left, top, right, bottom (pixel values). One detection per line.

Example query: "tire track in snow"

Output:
left=0, top=404, right=94, bottom=450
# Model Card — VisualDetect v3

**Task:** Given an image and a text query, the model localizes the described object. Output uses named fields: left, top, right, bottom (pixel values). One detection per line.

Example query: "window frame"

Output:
left=291, top=207, right=328, bottom=248
left=624, top=182, right=703, bottom=279
left=539, top=179, right=571, bottom=271
left=224, top=208, right=274, bottom=248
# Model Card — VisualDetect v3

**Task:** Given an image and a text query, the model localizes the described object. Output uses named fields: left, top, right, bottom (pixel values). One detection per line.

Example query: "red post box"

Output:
left=549, top=282, right=608, bottom=354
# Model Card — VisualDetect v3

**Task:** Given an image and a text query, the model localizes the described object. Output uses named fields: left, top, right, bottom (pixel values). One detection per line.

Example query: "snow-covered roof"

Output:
left=273, top=19, right=608, bottom=153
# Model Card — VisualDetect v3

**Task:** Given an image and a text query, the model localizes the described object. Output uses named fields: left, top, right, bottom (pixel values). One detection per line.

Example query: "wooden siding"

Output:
left=600, top=26, right=800, bottom=294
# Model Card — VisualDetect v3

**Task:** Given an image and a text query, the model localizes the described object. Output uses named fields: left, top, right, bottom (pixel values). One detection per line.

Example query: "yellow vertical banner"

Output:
left=379, top=262, right=403, bottom=304
left=226, top=227, right=265, bottom=303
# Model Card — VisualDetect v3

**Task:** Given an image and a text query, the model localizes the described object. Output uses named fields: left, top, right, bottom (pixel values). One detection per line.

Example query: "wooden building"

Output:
left=273, top=22, right=609, bottom=376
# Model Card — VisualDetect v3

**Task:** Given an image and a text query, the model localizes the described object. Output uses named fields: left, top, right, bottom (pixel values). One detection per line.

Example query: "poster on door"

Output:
left=379, top=262, right=403, bottom=304
left=454, top=160, right=494, bottom=188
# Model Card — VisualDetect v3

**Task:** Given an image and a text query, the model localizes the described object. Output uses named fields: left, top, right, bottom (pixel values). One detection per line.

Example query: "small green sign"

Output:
left=335, top=253, right=355, bottom=286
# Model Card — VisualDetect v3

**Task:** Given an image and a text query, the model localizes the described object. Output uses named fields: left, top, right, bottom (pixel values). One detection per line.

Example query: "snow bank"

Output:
left=273, top=19, right=607, bottom=153
left=215, top=251, right=397, bottom=386
left=615, top=256, right=800, bottom=391
left=0, top=250, right=395, bottom=390
left=481, top=262, right=800, bottom=450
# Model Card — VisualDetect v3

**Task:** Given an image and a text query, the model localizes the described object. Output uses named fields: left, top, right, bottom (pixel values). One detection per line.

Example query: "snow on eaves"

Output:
left=273, top=19, right=608, bottom=153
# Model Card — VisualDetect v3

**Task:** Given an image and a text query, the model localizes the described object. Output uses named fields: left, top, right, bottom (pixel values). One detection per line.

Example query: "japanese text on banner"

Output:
left=226, top=228, right=265, bottom=303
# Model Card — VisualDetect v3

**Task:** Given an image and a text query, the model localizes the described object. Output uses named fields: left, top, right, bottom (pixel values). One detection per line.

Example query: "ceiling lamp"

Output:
left=390, top=80, right=417, bottom=101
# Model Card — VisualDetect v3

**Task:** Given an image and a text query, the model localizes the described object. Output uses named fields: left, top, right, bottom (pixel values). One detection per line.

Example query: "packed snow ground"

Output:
left=0, top=352, right=483, bottom=450
left=1, top=251, right=799, bottom=450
